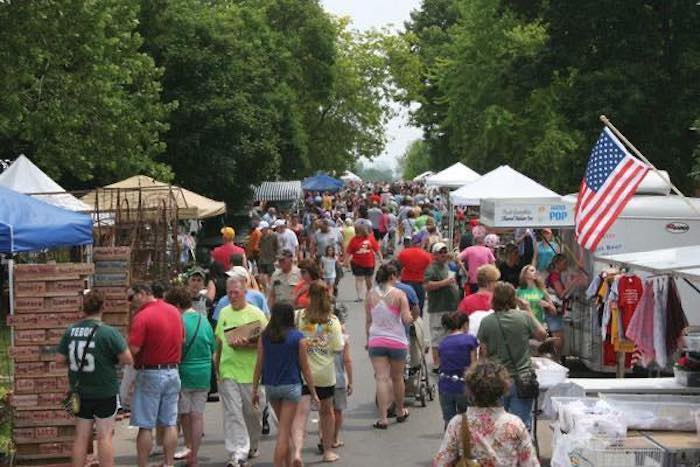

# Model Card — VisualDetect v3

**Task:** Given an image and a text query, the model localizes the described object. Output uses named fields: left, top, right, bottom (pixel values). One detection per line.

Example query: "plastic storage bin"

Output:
left=674, top=366, right=700, bottom=387
left=551, top=397, right=627, bottom=441
left=600, top=393, right=700, bottom=431
left=532, top=356, right=568, bottom=388
left=684, top=334, right=700, bottom=352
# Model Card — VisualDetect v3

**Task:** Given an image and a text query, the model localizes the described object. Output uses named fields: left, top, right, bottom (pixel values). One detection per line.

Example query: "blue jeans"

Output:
left=503, top=382, right=534, bottom=431
left=265, top=384, right=302, bottom=403
left=131, top=369, right=181, bottom=429
left=439, top=392, right=468, bottom=426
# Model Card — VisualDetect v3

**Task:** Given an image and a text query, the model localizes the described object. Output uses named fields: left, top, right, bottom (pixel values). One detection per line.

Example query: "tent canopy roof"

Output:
left=450, top=165, right=562, bottom=206
left=0, top=186, right=93, bottom=253
left=412, top=171, right=434, bottom=182
left=0, top=155, right=92, bottom=212
left=596, top=245, right=700, bottom=280
left=254, top=181, right=302, bottom=202
left=340, top=170, right=362, bottom=182
left=425, top=162, right=480, bottom=188
left=81, top=175, right=226, bottom=219
left=302, top=173, right=344, bottom=192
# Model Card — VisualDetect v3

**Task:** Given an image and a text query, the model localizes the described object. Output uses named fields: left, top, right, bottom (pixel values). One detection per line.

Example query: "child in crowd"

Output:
left=437, top=312, right=478, bottom=428
left=321, top=245, right=338, bottom=295
left=252, top=303, right=319, bottom=467
left=332, top=309, right=352, bottom=449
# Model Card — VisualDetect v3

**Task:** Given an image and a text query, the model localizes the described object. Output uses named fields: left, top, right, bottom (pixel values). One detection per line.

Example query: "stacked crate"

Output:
left=93, top=247, right=131, bottom=337
left=9, top=263, right=94, bottom=466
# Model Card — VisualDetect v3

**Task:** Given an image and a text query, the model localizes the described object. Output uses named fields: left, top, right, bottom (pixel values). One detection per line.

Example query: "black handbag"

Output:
left=62, top=323, right=101, bottom=416
left=494, top=314, right=539, bottom=399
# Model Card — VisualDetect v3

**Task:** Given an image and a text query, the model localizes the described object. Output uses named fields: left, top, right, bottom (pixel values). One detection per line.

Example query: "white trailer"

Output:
left=560, top=173, right=700, bottom=372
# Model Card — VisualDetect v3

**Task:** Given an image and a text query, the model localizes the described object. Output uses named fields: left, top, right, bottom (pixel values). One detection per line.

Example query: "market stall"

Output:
left=1, top=186, right=96, bottom=465
left=539, top=245, right=700, bottom=467
left=425, top=162, right=480, bottom=189
left=340, top=170, right=362, bottom=183
left=301, top=172, right=344, bottom=192
left=253, top=180, right=303, bottom=203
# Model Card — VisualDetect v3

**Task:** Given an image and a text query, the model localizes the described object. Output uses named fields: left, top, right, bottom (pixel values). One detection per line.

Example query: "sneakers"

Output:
left=173, top=447, right=191, bottom=460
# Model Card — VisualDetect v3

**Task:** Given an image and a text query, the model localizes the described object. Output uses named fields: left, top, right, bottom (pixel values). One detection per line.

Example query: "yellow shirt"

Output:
left=296, top=311, right=344, bottom=387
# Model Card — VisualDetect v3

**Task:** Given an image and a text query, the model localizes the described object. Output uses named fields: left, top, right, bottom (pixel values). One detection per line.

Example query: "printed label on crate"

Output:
left=11, top=394, right=38, bottom=408
left=14, top=297, right=45, bottom=312
left=13, top=428, right=35, bottom=441
left=95, top=260, right=129, bottom=273
left=35, top=427, right=60, bottom=440
left=47, top=296, right=82, bottom=311
left=94, top=272, right=129, bottom=286
left=15, top=362, right=47, bottom=377
left=15, top=330, right=46, bottom=345
left=55, top=263, right=94, bottom=276
left=14, top=264, right=76, bottom=281
left=93, top=246, right=131, bottom=261
left=40, top=345, right=59, bottom=361
left=15, top=281, right=47, bottom=297
left=45, top=280, right=84, bottom=296
left=38, top=393, right=65, bottom=407
left=94, top=286, right=127, bottom=299
left=15, top=379, right=35, bottom=394
left=46, top=329, right=65, bottom=344
left=10, top=346, right=40, bottom=362
left=102, top=299, right=129, bottom=313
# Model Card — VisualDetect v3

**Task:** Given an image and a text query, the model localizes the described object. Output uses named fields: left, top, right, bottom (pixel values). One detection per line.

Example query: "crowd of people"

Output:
left=59, top=181, right=587, bottom=467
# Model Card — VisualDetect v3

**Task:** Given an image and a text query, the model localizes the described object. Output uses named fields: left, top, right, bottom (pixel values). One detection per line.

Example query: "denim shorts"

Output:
left=546, top=313, right=564, bottom=332
left=265, top=384, right=302, bottom=403
left=368, top=346, right=408, bottom=361
left=131, top=369, right=181, bottom=429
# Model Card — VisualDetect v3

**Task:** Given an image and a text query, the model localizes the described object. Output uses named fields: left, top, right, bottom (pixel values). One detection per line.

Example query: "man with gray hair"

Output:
left=215, top=276, right=268, bottom=467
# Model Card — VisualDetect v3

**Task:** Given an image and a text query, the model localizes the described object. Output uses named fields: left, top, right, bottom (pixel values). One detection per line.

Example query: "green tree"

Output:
left=397, top=140, right=431, bottom=180
left=0, top=0, right=172, bottom=186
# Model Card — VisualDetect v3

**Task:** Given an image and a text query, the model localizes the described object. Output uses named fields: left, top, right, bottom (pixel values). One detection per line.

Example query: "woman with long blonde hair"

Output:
left=290, top=281, right=345, bottom=464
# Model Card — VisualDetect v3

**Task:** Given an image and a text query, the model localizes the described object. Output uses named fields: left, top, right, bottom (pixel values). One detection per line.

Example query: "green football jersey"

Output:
left=57, top=318, right=127, bottom=398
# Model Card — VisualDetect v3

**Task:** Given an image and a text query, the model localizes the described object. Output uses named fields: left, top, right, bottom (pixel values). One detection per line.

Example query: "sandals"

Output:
left=397, top=409, right=410, bottom=423
left=372, top=421, right=388, bottom=429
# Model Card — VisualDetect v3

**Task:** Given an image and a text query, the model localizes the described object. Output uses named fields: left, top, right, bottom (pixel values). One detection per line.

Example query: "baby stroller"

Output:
left=404, top=317, right=435, bottom=407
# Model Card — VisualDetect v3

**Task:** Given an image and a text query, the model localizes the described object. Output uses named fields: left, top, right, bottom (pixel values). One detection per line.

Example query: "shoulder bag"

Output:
left=182, top=314, right=203, bottom=361
left=494, top=314, right=539, bottom=400
left=454, top=413, right=480, bottom=467
left=62, top=323, right=101, bottom=416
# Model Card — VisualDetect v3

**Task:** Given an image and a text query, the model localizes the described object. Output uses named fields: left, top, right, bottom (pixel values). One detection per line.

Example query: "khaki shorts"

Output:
left=429, top=311, right=450, bottom=346
left=178, top=389, right=208, bottom=414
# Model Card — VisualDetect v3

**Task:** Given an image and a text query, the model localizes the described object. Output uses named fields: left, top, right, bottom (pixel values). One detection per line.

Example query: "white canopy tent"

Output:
left=596, top=245, right=700, bottom=281
left=425, top=162, right=480, bottom=188
left=412, top=170, right=434, bottom=182
left=0, top=154, right=93, bottom=212
left=340, top=170, right=362, bottom=183
left=449, top=165, right=574, bottom=228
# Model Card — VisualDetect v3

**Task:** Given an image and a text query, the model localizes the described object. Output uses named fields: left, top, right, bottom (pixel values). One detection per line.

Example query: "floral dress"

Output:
left=433, top=407, right=539, bottom=467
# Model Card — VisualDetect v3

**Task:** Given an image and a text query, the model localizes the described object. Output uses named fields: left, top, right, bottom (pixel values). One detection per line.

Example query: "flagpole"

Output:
left=599, top=115, right=700, bottom=215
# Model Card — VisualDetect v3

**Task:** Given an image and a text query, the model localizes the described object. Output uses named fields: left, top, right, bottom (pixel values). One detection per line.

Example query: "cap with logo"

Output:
left=431, top=242, right=448, bottom=253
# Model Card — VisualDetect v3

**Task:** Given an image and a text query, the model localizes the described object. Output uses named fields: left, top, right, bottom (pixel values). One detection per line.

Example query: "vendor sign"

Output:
left=480, top=198, right=574, bottom=228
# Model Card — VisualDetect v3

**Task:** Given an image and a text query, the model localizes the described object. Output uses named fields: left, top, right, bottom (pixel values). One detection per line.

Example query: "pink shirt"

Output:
left=459, top=245, right=495, bottom=284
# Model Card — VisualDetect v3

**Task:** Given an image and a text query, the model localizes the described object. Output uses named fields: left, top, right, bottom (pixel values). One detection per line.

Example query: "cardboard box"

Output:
left=224, top=320, right=263, bottom=347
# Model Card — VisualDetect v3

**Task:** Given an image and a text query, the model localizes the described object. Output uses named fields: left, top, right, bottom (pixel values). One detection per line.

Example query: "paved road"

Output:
left=111, top=274, right=552, bottom=466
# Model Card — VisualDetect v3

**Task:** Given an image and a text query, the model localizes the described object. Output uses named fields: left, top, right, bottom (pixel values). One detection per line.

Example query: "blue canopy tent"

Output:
left=301, top=173, right=344, bottom=193
left=0, top=186, right=93, bottom=253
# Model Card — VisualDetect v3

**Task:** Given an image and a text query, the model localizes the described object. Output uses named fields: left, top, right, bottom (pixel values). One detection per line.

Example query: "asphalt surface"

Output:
left=111, top=273, right=552, bottom=466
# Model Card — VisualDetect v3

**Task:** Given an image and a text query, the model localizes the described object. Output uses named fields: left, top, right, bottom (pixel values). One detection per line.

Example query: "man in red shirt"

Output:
left=397, top=236, right=432, bottom=315
left=212, top=227, right=247, bottom=270
left=458, top=264, right=500, bottom=315
left=128, top=284, right=185, bottom=467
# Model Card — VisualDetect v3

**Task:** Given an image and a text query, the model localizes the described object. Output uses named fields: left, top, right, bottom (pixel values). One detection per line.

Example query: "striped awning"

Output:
left=254, top=181, right=302, bottom=202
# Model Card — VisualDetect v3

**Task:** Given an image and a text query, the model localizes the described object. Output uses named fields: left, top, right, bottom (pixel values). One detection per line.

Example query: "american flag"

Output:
left=575, top=127, right=650, bottom=251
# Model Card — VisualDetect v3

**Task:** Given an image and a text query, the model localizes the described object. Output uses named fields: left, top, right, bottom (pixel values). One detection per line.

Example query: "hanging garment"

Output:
left=616, top=275, right=643, bottom=356
left=652, top=276, right=669, bottom=368
left=586, top=274, right=603, bottom=300
left=665, top=277, right=688, bottom=357
left=626, top=283, right=656, bottom=367
left=601, top=277, right=619, bottom=340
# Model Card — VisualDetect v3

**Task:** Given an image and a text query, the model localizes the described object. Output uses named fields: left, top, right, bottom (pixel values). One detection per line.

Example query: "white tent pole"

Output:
left=600, top=115, right=699, bottom=215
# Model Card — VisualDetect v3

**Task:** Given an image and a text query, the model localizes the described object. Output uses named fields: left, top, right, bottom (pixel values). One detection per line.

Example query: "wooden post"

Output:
left=599, top=115, right=700, bottom=215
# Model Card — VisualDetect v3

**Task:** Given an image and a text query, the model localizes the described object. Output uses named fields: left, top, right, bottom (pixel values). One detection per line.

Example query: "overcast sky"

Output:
left=321, top=0, right=423, bottom=171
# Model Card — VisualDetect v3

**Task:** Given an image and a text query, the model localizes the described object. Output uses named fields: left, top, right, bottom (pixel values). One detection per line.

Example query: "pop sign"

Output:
left=480, top=198, right=575, bottom=228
